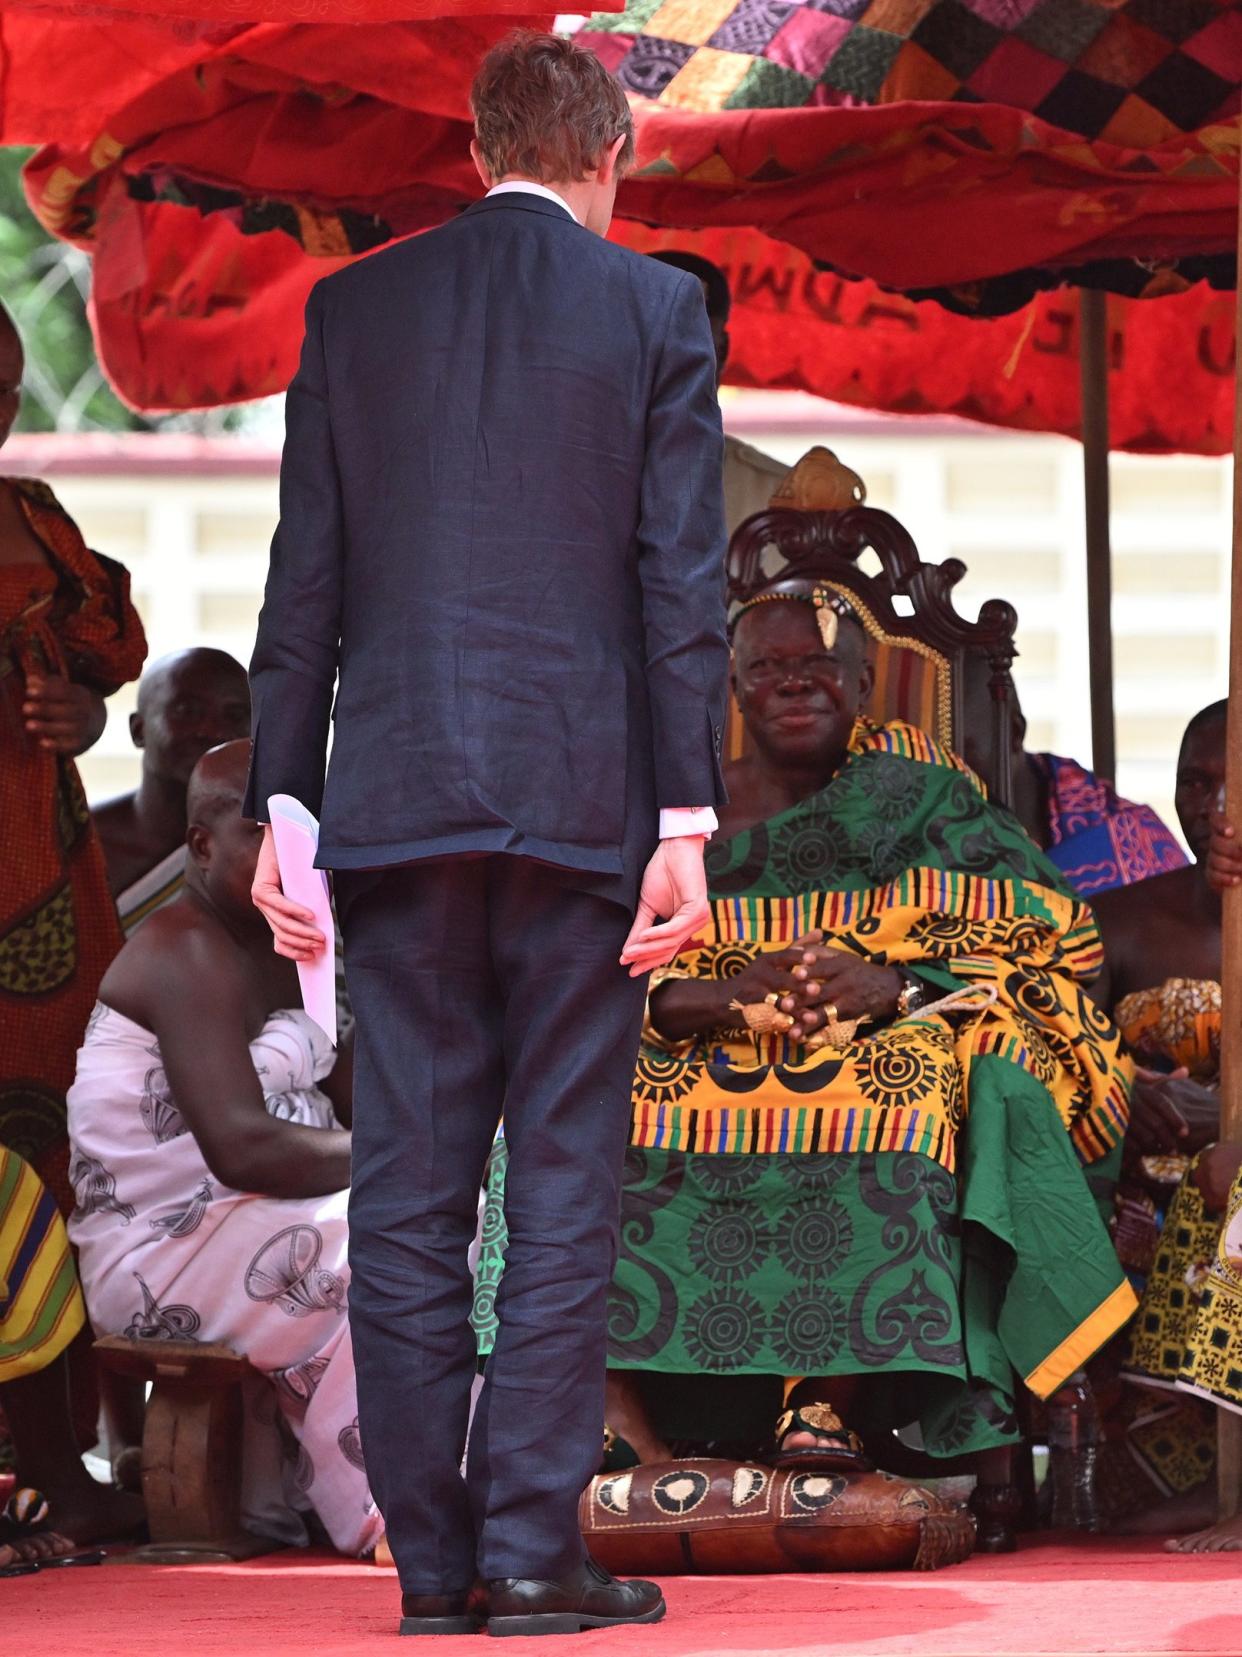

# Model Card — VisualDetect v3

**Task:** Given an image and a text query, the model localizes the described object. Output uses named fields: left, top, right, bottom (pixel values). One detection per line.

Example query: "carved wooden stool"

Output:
left=95, top=1335, right=277, bottom=1564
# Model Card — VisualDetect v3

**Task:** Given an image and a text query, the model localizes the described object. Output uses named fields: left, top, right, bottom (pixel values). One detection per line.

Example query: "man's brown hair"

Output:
left=471, top=31, right=635, bottom=185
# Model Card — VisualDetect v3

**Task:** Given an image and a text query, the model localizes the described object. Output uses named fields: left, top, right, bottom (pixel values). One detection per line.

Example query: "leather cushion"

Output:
left=579, top=1459, right=975, bottom=1574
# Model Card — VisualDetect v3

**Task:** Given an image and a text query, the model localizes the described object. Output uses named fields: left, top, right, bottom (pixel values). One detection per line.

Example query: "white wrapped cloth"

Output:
left=68, top=1004, right=381, bottom=1557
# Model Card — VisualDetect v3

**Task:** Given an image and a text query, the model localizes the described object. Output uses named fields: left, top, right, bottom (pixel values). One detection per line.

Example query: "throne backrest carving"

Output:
left=726, top=505, right=1020, bottom=807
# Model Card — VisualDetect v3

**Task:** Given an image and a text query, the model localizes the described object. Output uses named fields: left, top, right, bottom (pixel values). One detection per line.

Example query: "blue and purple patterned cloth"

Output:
left=1037, top=752, right=1187, bottom=898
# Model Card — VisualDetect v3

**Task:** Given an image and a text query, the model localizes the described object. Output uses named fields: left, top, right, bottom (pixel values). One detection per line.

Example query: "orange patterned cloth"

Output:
left=1115, top=978, right=1221, bottom=1087
left=0, top=478, right=147, bottom=1215
left=1110, top=979, right=1219, bottom=1283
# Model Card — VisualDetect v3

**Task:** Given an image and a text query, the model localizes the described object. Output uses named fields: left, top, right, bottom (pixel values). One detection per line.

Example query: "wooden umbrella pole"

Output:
left=1080, top=288, right=1116, bottom=783
left=1218, top=138, right=1242, bottom=1523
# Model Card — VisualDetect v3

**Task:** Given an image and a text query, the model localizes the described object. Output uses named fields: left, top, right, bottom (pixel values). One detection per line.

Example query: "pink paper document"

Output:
left=267, top=794, right=337, bottom=1046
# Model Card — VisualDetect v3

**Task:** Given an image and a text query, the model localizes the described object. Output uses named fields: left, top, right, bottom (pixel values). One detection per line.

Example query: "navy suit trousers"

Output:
left=337, top=855, right=646, bottom=1589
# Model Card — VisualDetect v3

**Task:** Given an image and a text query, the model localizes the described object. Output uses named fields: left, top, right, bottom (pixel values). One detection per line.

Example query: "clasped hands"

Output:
left=728, top=931, right=903, bottom=1038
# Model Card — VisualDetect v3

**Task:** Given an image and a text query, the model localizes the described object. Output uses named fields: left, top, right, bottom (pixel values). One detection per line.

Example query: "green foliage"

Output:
left=0, top=146, right=150, bottom=433
left=0, top=148, right=258, bottom=432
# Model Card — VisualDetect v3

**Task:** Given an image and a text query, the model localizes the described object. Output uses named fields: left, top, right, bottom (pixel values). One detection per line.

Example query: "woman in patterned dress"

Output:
left=0, top=303, right=148, bottom=1553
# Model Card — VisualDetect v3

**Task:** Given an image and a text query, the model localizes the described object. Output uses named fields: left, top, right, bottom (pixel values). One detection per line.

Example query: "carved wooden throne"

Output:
left=726, top=456, right=1020, bottom=807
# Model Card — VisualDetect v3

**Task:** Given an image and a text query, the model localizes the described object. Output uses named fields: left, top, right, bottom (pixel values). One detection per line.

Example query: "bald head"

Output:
left=184, top=740, right=267, bottom=921
left=959, top=655, right=1026, bottom=790
left=132, top=649, right=251, bottom=786
left=1181, top=698, right=1226, bottom=758
left=137, top=649, right=248, bottom=717
left=187, top=740, right=252, bottom=832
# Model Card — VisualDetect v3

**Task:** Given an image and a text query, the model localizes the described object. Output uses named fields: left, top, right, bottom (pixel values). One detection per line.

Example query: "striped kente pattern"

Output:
left=712, top=867, right=1033, bottom=947
left=0, top=1146, right=85, bottom=1383
left=631, top=719, right=1132, bottom=1175
left=632, top=1089, right=953, bottom=1167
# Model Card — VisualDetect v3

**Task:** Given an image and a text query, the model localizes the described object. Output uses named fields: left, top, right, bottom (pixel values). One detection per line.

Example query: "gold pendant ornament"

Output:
left=812, top=589, right=839, bottom=651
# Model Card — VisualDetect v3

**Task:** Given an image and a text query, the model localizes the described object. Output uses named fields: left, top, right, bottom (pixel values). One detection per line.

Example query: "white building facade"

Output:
left=8, top=396, right=1229, bottom=844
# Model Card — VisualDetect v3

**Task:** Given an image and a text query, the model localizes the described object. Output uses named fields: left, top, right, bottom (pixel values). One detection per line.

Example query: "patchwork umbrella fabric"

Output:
left=583, top=0, right=1238, bottom=146
left=585, top=0, right=1240, bottom=450
left=0, top=0, right=1237, bottom=437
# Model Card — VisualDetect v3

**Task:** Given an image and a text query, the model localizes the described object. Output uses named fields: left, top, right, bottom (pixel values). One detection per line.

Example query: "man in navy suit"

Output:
left=246, top=31, right=728, bottom=1637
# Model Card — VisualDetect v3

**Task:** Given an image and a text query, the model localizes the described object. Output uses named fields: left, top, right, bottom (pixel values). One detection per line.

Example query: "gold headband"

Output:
left=730, top=583, right=859, bottom=651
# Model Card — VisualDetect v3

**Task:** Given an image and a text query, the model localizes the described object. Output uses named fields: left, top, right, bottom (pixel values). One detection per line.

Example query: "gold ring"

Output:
left=822, top=1004, right=839, bottom=1022
left=764, top=991, right=781, bottom=1008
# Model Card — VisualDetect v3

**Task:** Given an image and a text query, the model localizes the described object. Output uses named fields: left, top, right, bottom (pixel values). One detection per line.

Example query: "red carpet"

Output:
left=6, top=1538, right=1241, bottom=1655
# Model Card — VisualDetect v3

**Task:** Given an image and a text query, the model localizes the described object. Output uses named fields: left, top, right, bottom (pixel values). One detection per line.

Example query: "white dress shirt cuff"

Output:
left=659, top=806, right=718, bottom=840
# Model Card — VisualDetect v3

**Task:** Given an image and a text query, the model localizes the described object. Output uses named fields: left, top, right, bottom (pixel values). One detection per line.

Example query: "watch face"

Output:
left=901, top=977, right=927, bottom=1012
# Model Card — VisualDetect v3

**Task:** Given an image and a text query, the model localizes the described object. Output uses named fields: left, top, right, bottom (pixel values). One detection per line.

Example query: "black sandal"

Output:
left=0, top=1489, right=106, bottom=1578
left=770, top=1403, right=873, bottom=1473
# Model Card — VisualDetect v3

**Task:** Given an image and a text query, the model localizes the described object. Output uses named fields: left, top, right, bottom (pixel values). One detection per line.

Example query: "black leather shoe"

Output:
left=399, top=1589, right=485, bottom=1636
left=486, top=1558, right=665, bottom=1638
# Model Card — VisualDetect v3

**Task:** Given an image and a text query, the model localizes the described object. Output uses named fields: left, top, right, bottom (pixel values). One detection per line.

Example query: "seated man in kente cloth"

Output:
left=68, top=741, right=381, bottom=1559
left=483, top=571, right=1136, bottom=1536
left=93, top=648, right=251, bottom=934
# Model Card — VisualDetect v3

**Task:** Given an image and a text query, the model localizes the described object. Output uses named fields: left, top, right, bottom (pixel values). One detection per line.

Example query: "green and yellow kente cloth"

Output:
left=0, top=1146, right=85, bottom=1384
left=476, top=720, right=1135, bottom=1456
left=632, top=721, right=1128, bottom=1177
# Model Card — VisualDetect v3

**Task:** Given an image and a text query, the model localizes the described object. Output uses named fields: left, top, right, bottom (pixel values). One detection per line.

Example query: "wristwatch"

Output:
left=895, top=973, right=929, bottom=1019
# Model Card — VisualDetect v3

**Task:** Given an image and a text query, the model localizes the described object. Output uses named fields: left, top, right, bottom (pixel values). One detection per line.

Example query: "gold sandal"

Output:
left=771, top=1402, right=872, bottom=1472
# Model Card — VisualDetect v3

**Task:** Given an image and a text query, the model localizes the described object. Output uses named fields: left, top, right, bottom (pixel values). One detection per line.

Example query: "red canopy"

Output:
left=3, top=1, right=1237, bottom=443
left=3, top=0, right=571, bottom=22
left=613, top=223, right=1237, bottom=456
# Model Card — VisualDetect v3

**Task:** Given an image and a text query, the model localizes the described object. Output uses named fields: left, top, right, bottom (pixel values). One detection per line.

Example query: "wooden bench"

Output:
left=95, top=1335, right=278, bottom=1564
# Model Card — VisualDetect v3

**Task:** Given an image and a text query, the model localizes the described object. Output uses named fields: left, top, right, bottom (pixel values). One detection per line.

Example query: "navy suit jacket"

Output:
left=245, top=191, right=729, bottom=899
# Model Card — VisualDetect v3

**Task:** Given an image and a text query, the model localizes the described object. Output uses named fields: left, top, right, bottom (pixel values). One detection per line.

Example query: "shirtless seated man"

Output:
left=68, top=740, right=380, bottom=1557
left=1091, top=702, right=1236, bottom=1543
left=1093, top=701, right=1225, bottom=1174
